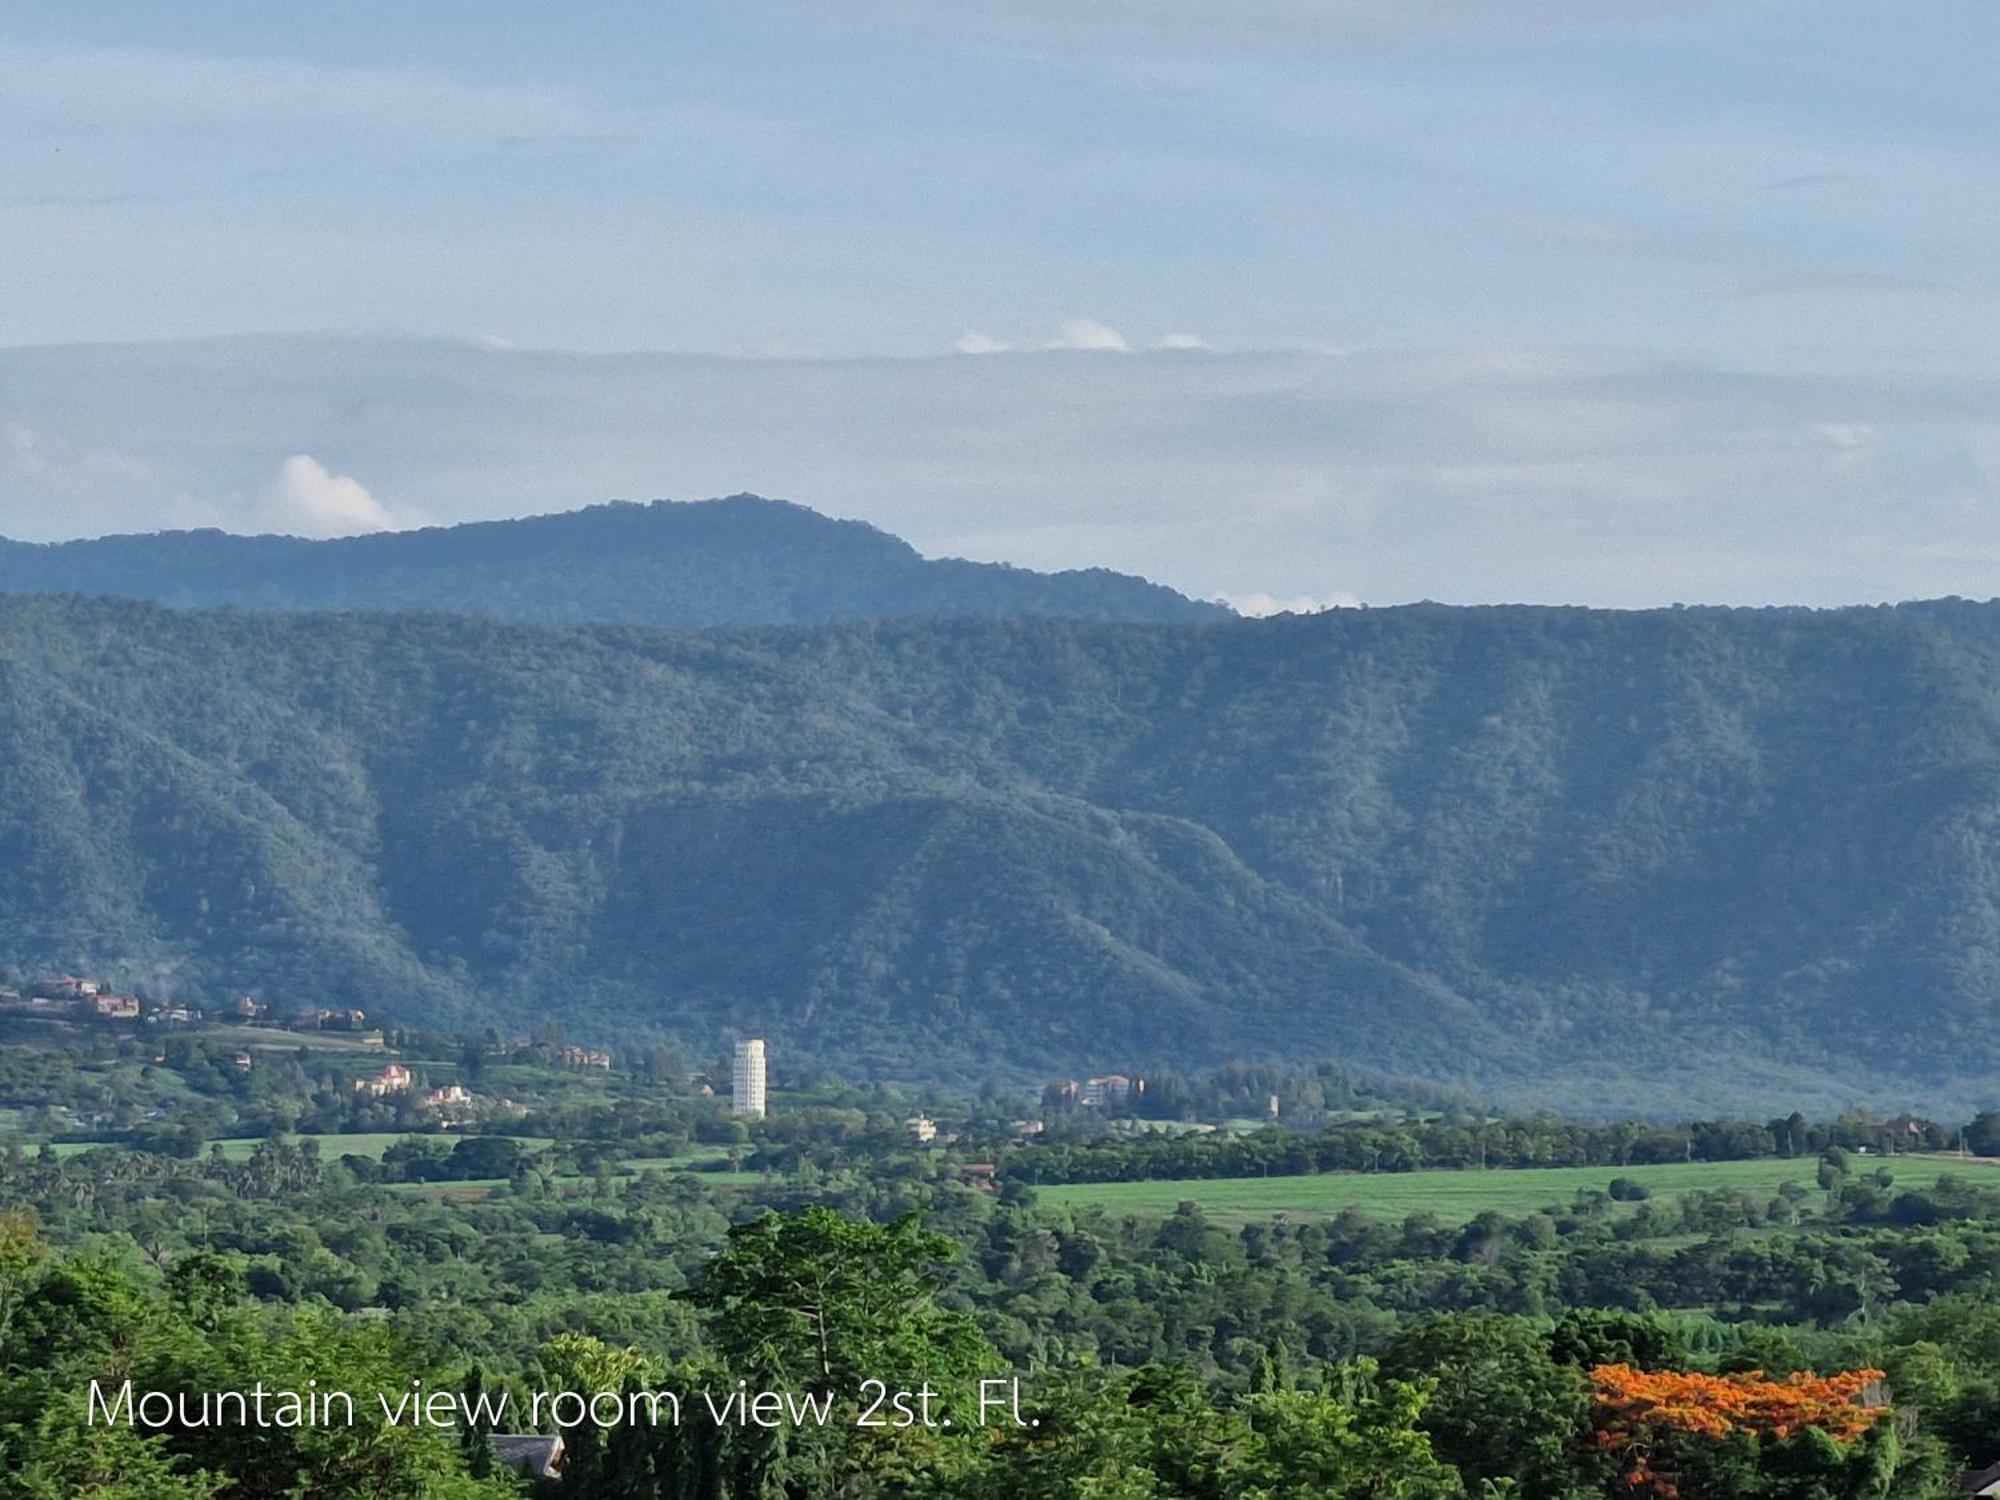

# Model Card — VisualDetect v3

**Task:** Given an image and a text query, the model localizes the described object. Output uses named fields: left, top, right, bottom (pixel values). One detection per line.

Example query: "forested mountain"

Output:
left=0, top=496, right=1224, bottom=627
left=4, top=594, right=2000, bottom=1112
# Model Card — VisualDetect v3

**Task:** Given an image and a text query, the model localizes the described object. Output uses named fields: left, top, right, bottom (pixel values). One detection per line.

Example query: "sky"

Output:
left=0, top=2, right=1995, bottom=608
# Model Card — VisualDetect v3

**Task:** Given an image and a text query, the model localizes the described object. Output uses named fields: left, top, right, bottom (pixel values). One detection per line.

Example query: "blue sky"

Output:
left=0, top=2, right=1995, bottom=607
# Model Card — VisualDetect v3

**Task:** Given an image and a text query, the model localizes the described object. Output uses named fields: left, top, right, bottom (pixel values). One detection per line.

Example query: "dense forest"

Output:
left=4, top=991, right=1999, bottom=1495
left=0, top=499, right=1224, bottom=629
left=8, top=1108, right=2000, bottom=1497
left=5, top=594, right=2000, bottom=1110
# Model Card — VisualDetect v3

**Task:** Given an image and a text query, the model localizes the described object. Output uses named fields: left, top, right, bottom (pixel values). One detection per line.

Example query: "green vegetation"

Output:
left=7, top=1113, right=2000, bottom=1496
left=1037, top=1155, right=1969, bottom=1226
left=5, top=1023, right=2000, bottom=1494
left=9, top=593, right=2000, bottom=1108
left=0, top=497, right=1223, bottom=629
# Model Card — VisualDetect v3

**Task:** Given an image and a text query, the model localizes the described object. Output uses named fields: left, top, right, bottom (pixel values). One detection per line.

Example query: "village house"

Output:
left=226, top=995, right=268, bottom=1021
left=556, top=1044, right=613, bottom=1070
left=352, top=1063, right=412, bottom=1097
left=907, top=1114, right=938, bottom=1144
left=956, top=1162, right=1000, bottom=1193
left=1081, top=1074, right=1133, bottom=1107
left=145, top=1003, right=196, bottom=1025
left=86, top=993, right=141, bottom=1020
left=30, top=976, right=100, bottom=1000
left=231, top=1052, right=254, bottom=1071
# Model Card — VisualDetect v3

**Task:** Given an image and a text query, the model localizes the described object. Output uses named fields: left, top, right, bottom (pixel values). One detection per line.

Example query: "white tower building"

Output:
left=731, top=1038, right=767, bottom=1119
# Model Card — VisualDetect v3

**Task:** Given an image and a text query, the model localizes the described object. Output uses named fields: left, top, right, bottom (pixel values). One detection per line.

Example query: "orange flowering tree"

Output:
left=1591, top=1363, right=1889, bottom=1497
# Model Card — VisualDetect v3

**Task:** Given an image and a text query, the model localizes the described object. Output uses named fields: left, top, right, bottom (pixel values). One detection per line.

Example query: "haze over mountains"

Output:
left=10, top=333, right=1998, bottom=610
left=0, top=498, right=1224, bottom=629
left=2, top=514, right=2000, bottom=1110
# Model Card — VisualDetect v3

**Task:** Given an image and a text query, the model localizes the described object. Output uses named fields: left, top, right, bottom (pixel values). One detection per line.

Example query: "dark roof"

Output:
left=488, top=1434, right=565, bottom=1478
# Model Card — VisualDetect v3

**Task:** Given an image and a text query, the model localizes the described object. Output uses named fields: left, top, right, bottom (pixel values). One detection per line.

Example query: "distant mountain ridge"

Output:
left=0, top=497, right=1227, bottom=628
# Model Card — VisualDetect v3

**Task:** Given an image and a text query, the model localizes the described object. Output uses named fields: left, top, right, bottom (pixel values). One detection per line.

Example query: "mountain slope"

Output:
left=2, top=596, right=1999, bottom=1111
left=0, top=497, right=1225, bottom=628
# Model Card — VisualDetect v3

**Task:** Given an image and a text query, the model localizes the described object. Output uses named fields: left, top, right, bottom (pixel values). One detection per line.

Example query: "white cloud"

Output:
left=954, top=331, right=1012, bottom=354
left=1045, top=319, right=1130, bottom=352
left=262, top=455, right=407, bottom=538
left=1154, top=332, right=1210, bottom=350
left=1219, top=591, right=1363, bottom=617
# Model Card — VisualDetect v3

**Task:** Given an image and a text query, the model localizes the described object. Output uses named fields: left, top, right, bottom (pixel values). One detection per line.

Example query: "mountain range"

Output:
left=0, top=497, right=1224, bottom=629
left=1, top=526, right=1999, bottom=1111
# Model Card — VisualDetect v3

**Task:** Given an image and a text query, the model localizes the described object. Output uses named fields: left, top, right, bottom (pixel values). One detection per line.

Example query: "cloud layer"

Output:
left=1, top=335, right=1995, bottom=609
left=800, top=0, right=1707, bottom=59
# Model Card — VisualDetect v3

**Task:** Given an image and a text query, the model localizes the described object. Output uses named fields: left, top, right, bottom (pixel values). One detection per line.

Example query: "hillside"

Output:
left=0, top=497, right=1225, bottom=628
left=3, top=595, right=2000, bottom=1112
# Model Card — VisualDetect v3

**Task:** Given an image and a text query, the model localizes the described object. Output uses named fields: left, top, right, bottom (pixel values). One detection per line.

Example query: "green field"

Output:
left=198, top=1024, right=389, bottom=1053
left=1036, top=1155, right=1980, bottom=1226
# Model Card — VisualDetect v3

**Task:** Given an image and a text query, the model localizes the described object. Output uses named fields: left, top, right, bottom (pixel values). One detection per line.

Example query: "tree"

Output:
left=1226, top=1369, right=1465, bottom=1499
left=0, top=1209, right=48, bottom=1353
left=948, top=1363, right=1465, bottom=1500
left=11, top=1398, right=224, bottom=1499
left=1589, top=1363, right=1901, bottom=1498
left=1549, top=1310, right=1689, bottom=1374
left=684, top=1207, right=990, bottom=1395
left=1382, top=1316, right=1597, bottom=1498
left=1963, top=1111, right=2000, bottom=1158
left=681, top=1208, right=997, bottom=1497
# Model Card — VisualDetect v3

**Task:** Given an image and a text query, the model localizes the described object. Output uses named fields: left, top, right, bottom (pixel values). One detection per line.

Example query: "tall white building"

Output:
left=731, top=1038, right=767, bottom=1119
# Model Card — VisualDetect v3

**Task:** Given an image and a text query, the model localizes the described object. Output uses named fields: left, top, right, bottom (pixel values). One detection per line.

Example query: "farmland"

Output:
left=1034, top=1154, right=1977, bottom=1226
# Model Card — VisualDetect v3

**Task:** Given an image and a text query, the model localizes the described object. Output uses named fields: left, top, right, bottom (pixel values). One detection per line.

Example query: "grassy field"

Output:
left=1036, top=1155, right=1976, bottom=1227
left=199, top=1024, right=388, bottom=1053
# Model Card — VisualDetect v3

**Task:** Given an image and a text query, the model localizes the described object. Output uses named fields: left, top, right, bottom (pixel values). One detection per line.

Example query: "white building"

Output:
left=731, top=1038, right=767, bottom=1120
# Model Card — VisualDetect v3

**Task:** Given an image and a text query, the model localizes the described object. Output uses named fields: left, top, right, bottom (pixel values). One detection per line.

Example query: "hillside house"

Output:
left=31, top=976, right=100, bottom=1000
left=352, top=1064, right=412, bottom=1097
left=87, top=993, right=141, bottom=1020
left=1081, top=1074, right=1132, bottom=1107
left=957, top=1163, right=1000, bottom=1193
